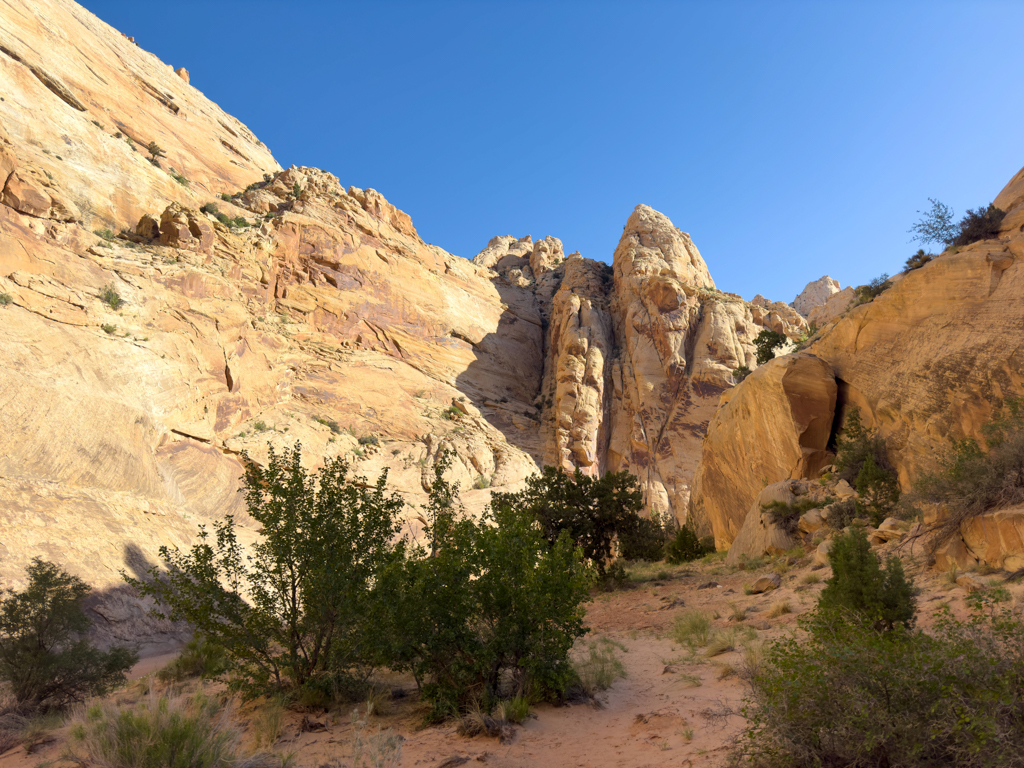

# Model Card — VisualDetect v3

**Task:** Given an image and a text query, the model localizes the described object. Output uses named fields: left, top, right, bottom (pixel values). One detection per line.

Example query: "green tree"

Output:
left=818, top=527, right=915, bottom=631
left=0, top=559, right=137, bottom=710
left=146, top=141, right=166, bottom=160
left=126, top=444, right=405, bottom=699
left=376, top=456, right=590, bottom=719
left=753, top=329, right=787, bottom=365
left=908, top=197, right=956, bottom=246
left=664, top=524, right=711, bottom=564
left=855, top=454, right=900, bottom=525
left=834, top=406, right=901, bottom=524
left=492, top=466, right=644, bottom=578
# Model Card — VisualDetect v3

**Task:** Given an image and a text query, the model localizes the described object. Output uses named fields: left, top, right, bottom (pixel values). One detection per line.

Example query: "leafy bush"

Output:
left=908, top=197, right=956, bottom=245
left=146, top=141, right=165, bottom=160
left=100, top=284, right=124, bottom=310
left=473, top=474, right=491, bottom=490
left=126, top=445, right=406, bottom=700
left=950, top=204, right=1006, bottom=247
left=292, top=183, right=302, bottom=200
left=156, top=637, right=228, bottom=683
left=0, top=292, right=12, bottom=306
left=200, top=203, right=220, bottom=215
left=94, top=228, right=116, bottom=241
left=69, top=691, right=242, bottom=768
left=818, top=527, right=915, bottom=631
left=101, top=323, right=117, bottom=335
left=313, top=416, right=341, bottom=434
left=441, top=405, right=462, bottom=420
left=761, top=497, right=830, bottom=533
left=568, top=639, right=627, bottom=699
left=736, top=602, right=1024, bottom=768
left=916, top=398, right=1024, bottom=555
left=376, top=457, right=590, bottom=718
left=491, top=466, right=645, bottom=578
left=833, top=406, right=900, bottom=524
left=753, top=329, right=787, bottom=366
left=0, top=559, right=137, bottom=711
left=732, top=365, right=751, bottom=383
left=825, top=498, right=857, bottom=530
left=358, top=435, right=379, bottom=446
left=855, top=273, right=891, bottom=303
left=664, top=524, right=712, bottom=564
left=619, top=513, right=670, bottom=561
left=904, top=248, right=932, bottom=271
left=169, top=171, right=190, bottom=187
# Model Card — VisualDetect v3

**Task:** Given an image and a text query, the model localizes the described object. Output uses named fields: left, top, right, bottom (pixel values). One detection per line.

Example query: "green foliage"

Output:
left=69, top=691, right=241, bottom=768
left=855, top=273, right=892, bottom=303
left=825, top=498, right=857, bottom=530
left=855, top=454, right=900, bottom=525
left=904, top=248, right=933, bottom=271
left=736, top=603, right=1024, bottom=768
left=441, top=405, right=462, bottom=420
left=358, top=435, right=379, bottom=446
left=473, top=474, right=491, bottom=490
left=732, top=365, right=752, bottom=383
left=169, top=171, right=190, bottom=187
left=292, top=183, right=302, bottom=200
left=569, top=639, right=627, bottom=698
left=761, top=497, right=830, bottom=533
left=908, top=197, right=956, bottom=246
left=252, top=420, right=268, bottom=432
left=99, top=284, right=123, bottom=310
left=917, top=397, right=1024, bottom=550
left=619, top=513, right=670, bottom=562
left=375, top=456, right=591, bottom=719
left=664, top=524, right=713, bottom=564
left=818, top=528, right=915, bottom=631
left=753, top=330, right=787, bottom=366
left=313, top=416, right=341, bottom=434
left=101, top=323, right=117, bottom=335
left=199, top=203, right=219, bottom=215
left=833, top=406, right=899, bottom=524
left=950, top=203, right=1006, bottom=247
left=219, top=193, right=232, bottom=202
left=0, top=559, right=137, bottom=710
left=93, top=228, right=115, bottom=241
left=146, top=141, right=165, bottom=160
left=125, top=444, right=406, bottom=699
left=492, top=466, right=644, bottom=578
left=0, top=292, right=12, bottom=306
left=156, top=637, right=228, bottom=683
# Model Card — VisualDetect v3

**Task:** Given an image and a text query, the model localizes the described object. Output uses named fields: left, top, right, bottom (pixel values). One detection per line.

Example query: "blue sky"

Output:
left=87, top=1, right=1024, bottom=303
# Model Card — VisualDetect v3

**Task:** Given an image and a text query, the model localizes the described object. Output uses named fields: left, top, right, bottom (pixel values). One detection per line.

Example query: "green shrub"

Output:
left=99, top=284, right=123, bottom=310
left=619, top=513, right=670, bottom=561
left=313, top=416, right=341, bottom=434
left=146, top=141, right=165, bottom=160
left=854, top=454, right=900, bottom=525
left=753, top=330, right=787, bottom=366
left=156, top=637, right=228, bottom=683
left=358, top=435, right=379, bottom=446
left=833, top=406, right=900, bottom=524
left=200, top=203, right=219, bottom=215
left=672, top=610, right=711, bottom=647
left=736, top=603, right=1024, bottom=768
left=69, top=691, right=242, bottom=768
left=664, top=524, right=712, bottom=564
left=818, top=527, right=915, bottom=631
left=376, top=456, right=590, bottom=719
left=732, top=365, right=752, bottom=383
left=292, top=183, right=302, bottom=200
left=761, top=497, right=830, bottom=533
left=825, top=498, right=857, bottom=530
left=93, top=228, right=115, bottom=241
left=101, top=323, right=117, bottom=335
left=0, top=559, right=137, bottom=711
left=855, top=273, right=892, bottom=303
left=491, top=466, right=645, bottom=579
left=441, top=405, right=462, bottom=420
left=0, top=292, right=12, bottom=306
left=904, top=248, right=933, bottom=271
left=568, top=639, right=626, bottom=699
left=473, top=474, right=491, bottom=490
left=908, top=197, right=956, bottom=246
left=169, top=171, right=190, bottom=187
left=950, top=204, right=1006, bottom=247
left=219, top=193, right=231, bottom=202
left=126, top=444, right=406, bottom=700
left=916, top=397, right=1024, bottom=554
left=252, top=420, right=268, bottom=432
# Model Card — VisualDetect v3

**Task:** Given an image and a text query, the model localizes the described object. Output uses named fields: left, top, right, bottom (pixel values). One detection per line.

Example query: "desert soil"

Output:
left=1, top=545, right=1017, bottom=768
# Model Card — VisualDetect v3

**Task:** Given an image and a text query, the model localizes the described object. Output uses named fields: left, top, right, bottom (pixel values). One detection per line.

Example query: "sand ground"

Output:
left=2, top=545, right=1019, bottom=768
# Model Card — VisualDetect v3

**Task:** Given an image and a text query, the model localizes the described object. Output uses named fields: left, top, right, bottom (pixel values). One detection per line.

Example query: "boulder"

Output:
left=834, top=479, right=855, bottom=499
left=798, top=508, right=825, bottom=534
left=956, top=574, right=986, bottom=593
left=159, top=203, right=213, bottom=251
left=136, top=214, right=160, bottom=239
left=961, top=507, right=1024, bottom=572
left=0, top=144, right=16, bottom=187
left=725, top=481, right=801, bottom=565
left=807, top=287, right=857, bottom=327
left=868, top=517, right=907, bottom=545
left=748, top=574, right=781, bottom=594
left=689, top=353, right=837, bottom=549
left=175, top=67, right=189, bottom=84
left=2, top=170, right=51, bottom=217
left=814, top=538, right=834, bottom=566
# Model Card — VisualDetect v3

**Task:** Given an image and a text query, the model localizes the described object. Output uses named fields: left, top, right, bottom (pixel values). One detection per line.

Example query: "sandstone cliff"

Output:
left=0, top=0, right=813, bottom=645
left=690, top=162, right=1024, bottom=550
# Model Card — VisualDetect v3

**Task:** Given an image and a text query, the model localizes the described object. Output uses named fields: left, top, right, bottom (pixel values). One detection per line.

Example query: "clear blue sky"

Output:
left=86, top=1, right=1024, bottom=303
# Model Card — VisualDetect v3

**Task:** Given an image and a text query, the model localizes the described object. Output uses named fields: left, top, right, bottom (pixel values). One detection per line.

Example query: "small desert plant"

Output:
left=313, top=416, right=341, bottom=434
left=826, top=498, right=857, bottom=530
left=251, top=697, right=284, bottom=749
left=441, top=405, right=462, bottom=420
left=569, top=640, right=627, bottom=698
left=833, top=407, right=900, bottom=524
left=70, top=691, right=241, bottom=768
left=766, top=601, right=792, bottom=618
left=291, top=183, right=302, bottom=200
left=800, top=572, right=821, bottom=585
left=733, top=365, right=752, bottom=383
left=761, top=497, right=829, bottom=533
left=146, top=141, right=165, bottom=160
left=0, top=292, right=12, bottom=306
left=494, top=695, right=530, bottom=724
left=200, top=202, right=220, bottom=215
left=169, top=170, right=190, bottom=187
left=664, top=524, right=712, bottom=564
left=364, top=685, right=392, bottom=718
left=704, top=629, right=736, bottom=657
left=156, top=637, right=228, bottom=683
left=99, top=284, right=124, bottom=310
left=950, top=204, right=1006, bottom=247
left=94, top=228, right=116, bottom=241
left=358, top=435, right=379, bottom=446
left=904, top=248, right=933, bottom=271
left=473, top=475, right=491, bottom=490
left=252, top=420, right=268, bottom=432
left=856, top=273, right=892, bottom=303
left=729, top=602, right=748, bottom=622
left=102, top=323, right=117, bottom=334
left=672, top=610, right=711, bottom=647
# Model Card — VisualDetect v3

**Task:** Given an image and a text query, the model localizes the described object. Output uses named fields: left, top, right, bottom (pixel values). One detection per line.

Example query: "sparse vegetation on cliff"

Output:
left=753, top=330, right=787, bottom=366
left=834, top=407, right=900, bottom=525
left=910, top=197, right=1006, bottom=249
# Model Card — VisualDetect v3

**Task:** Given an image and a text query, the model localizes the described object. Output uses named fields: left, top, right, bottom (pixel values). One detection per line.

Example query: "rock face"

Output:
left=0, top=0, right=811, bottom=645
left=690, top=353, right=837, bottom=548
left=792, top=275, right=841, bottom=316
left=807, top=286, right=856, bottom=327
left=724, top=481, right=801, bottom=566
left=690, top=162, right=1024, bottom=551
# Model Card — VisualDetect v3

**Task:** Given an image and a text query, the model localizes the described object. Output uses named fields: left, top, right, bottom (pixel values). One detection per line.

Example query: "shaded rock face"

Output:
left=690, top=162, right=1024, bottom=551
left=0, top=0, right=813, bottom=644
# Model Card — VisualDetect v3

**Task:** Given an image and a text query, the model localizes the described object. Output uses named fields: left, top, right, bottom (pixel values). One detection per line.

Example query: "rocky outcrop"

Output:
left=690, top=353, right=837, bottom=548
left=807, top=286, right=856, bottom=326
left=724, top=481, right=801, bottom=565
left=792, top=276, right=841, bottom=316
